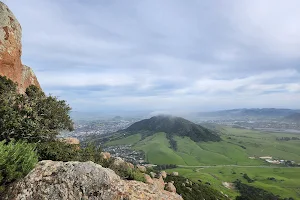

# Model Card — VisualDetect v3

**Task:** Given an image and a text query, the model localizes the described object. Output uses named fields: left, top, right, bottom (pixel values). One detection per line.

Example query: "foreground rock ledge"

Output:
left=5, top=160, right=183, bottom=200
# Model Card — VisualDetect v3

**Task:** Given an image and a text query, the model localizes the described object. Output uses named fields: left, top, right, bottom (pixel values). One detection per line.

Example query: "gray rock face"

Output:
left=6, top=160, right=183, bottom=200
left=6, top=161, right=120, bottom=200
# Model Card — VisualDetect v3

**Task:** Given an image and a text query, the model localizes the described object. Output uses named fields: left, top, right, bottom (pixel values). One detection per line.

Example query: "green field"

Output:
left=165, top=166, right=300, bottom=199
left=105, top=127, right=300, bottom=166
left=106, top=133, right=142, bottom=146
left=104, top=126, right=300, bottom=199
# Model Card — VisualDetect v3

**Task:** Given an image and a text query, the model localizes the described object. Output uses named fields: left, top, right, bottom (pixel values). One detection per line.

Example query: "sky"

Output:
left=3, top=0, right=300, bottom=113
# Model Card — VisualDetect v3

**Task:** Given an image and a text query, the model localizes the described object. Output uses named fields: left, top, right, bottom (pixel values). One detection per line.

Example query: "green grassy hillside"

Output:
left=125, top=115, right=221, bottom=143
left=104, top=127, right=300, bottom=165
left=166, top=166, right=300, bottom=199
left=103, top=126, right=300, bottom=199
left=134, top=132, right=186, bottom=164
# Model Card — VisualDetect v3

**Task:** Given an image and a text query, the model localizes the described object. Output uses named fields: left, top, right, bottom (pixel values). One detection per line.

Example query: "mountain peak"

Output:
left=126, top=115, right=220, bottom=142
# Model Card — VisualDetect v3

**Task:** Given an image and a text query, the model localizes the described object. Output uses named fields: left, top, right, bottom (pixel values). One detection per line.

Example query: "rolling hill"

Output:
left=125, top=115, right=221, bottom=142
left=99, top=115, right=263, bottom=166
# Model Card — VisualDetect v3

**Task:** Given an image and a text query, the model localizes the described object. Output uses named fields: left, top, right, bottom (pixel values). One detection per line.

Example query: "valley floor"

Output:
left=166, top=166, right=300, bottom=199
left=104, top=126, right=300, bottom=199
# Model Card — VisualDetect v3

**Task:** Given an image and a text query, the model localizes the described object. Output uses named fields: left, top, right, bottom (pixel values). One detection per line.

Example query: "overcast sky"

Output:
left=4, top=0, right=300, bottom=113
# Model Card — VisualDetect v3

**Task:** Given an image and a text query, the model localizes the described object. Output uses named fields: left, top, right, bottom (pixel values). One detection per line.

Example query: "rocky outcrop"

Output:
left=150, top=172, right=156, bottom=178
left=144, top=174, right=154, bottom=185
left=112, top=157, right=125, bottom=166
left=160, top=171, right=167, bottom=179
left=100, top=152, right=111, bottom=160
left=0, top=2, right=40, bottom=93
left=165, top=182, right=176, bottom=193
left=6, top=161, right=183, bottom=200
left=171, top=171, right=179, bottom=176
left=153, top=176, right=165, bottom=191
left=59, top=137, right=80, bottom=145
left=136, top=165, right=147, bottom=173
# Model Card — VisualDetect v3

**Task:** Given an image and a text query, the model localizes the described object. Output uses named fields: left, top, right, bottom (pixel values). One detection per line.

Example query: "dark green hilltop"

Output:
left=125, top=115, right=221, bottom=142
left=91, top=115, right=221, bottom=151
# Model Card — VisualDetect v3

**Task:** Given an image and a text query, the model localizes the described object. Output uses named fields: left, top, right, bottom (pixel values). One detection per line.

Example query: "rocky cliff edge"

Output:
left=0, top=1, right=40, bottom=93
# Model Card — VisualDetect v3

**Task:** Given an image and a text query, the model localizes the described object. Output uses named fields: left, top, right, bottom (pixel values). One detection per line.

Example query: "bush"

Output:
left=243, top=173, right=254, bottom=183
left=164, top=175, right=227, bottom=200
left=0, top=140, right=38, bottom=192
left=153, top=164, right=177, bottom=171
left=234, top=180, right=293, bottom=200
left=127, top=169, right=146, bottom=182
left=36, top=141, right=80, bottom=161
left=0, top=76, right=73, bottom=143
left=110, top=163, right=146, bottom=182
left=79, top=142, right=102, bottom=163
left=36, top=141, right=111, bottom=167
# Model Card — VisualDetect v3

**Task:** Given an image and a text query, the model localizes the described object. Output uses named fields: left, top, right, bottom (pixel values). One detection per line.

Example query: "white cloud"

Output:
left=228, top=0, right=300, bottom=57
left=3, top=0, right=300, bottom=112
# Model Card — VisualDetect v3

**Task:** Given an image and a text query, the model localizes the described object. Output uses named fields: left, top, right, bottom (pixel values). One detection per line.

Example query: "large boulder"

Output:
left=144, top=174, right=154, bottom=185
left=160, top=171, right=167, bottom=179
left=6, top=161, right=183, bottom=200
left=150, top=172, right=156, bottom=178
left=126, top=162, right=134, bottom=169
left=59, top=137, right=80, bottom=145
left=100, top=152, right=111, bottom=160
left=153, top=176, right=165, bottom=191
left=112, top=157, right=125, bottom=166
left=165, top=182, right=176, bottom=193
left=0, top=2, right=40, bottom=93
left=136, top=165, right=147, bottom=173
left=172, top=171, right=179, bottom=176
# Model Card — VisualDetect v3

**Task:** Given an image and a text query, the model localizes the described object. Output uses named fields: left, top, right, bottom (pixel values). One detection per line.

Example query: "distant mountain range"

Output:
left=198, top=108, right=300, bottom=119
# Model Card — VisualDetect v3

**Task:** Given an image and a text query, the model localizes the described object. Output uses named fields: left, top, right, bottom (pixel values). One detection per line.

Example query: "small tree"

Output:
left=0, top=75, right=74, bottom=142
left=0, top=140, right=38, bottom=191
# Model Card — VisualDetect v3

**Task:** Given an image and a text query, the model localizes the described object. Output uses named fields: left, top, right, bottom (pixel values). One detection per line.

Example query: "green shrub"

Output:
left=0, top=140, right=38, bottom=191
left=128, top=169, right=146, bottom=182
left=36, top=141, right=110, bottom=167
left=234, top=180, right=293, bottom=200
left=164, top=175, right=228, bottom=200
left=243, top=173, right=254, bottom=183
left=36, top=141, right=80, bottom=161
left=79, top=142, right=102, bottom=163
left=0, top=75, right=73, bottom=143
left=109, top=163, right=146, bottom=182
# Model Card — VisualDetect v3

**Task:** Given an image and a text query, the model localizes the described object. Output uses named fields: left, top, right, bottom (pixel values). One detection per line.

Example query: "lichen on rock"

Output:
left=5, top=160, right=183, bottom=200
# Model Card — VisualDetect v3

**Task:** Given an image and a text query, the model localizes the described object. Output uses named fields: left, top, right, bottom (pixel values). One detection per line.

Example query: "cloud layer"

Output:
left=4, top=0, right=300, bottom=112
